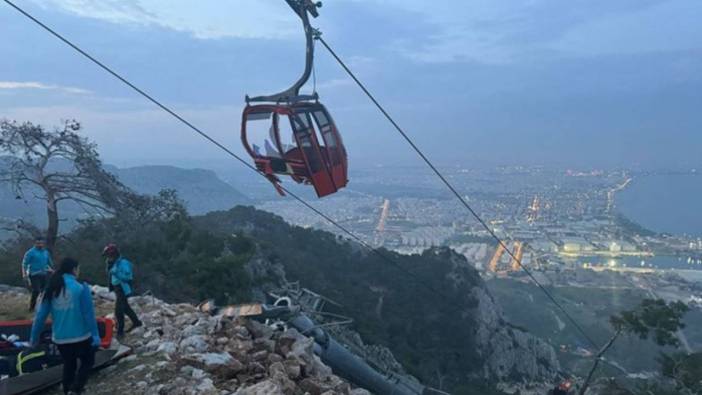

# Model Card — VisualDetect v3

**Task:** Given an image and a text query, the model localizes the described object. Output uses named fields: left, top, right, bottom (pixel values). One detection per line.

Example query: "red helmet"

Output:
left=559, top=380, right=573, bottom=391
left=102, top=243, right=120, bottom=257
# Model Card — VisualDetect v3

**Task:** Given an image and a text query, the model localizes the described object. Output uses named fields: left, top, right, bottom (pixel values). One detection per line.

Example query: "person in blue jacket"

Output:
left=103, top=244, right=142, bottom=337
left=21, top=237, right=54, bottom=311
left=30, top=257, right=99, bottom=395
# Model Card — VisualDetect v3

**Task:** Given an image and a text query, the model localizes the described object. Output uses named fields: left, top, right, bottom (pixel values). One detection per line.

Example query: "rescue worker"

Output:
left=549, top=379, right=573, bottom=395
left=21, top=237, right=54, bottom=311
left=103, top=243, right=142, bottom=337
left=30, top=257, right=99, bottom=395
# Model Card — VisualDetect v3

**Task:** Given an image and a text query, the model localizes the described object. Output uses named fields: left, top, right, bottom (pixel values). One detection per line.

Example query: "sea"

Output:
left=582, top=173, right=702, bottom=272
left=617, top=173, right=702, bottom=238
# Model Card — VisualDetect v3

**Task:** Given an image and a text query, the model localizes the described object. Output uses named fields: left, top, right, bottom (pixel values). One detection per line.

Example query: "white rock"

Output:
left=91, top=285, right=116, bottom=301
left=162, top=307, right=177, bottom=317
left=191, top=368, right=206, bottom=379
left=182, top=324, right=205, bottom=337
left=191, top=352, right=234, bottom=367
left=144, top=339, right=161, bottom=351
left=235, top=380, right=284, bottom=395
left=179, top=335, right=209, bottom=353
left=195, top=378, right=216, bottom=393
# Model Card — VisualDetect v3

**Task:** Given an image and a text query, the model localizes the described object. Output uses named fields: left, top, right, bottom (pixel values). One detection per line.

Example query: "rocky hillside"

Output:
left=1, top=204, right=562, bottom=394
left=196, top=207, right=561, bottom=392
left=0, top=285, right=367, bottom=395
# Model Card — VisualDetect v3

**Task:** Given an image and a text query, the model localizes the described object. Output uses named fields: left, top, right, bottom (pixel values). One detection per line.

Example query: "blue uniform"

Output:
left=30, top=274, right=100, bottom=346
left=110, top=257, right=134, bottom=296
left=22, top=247, right=53, bottom=275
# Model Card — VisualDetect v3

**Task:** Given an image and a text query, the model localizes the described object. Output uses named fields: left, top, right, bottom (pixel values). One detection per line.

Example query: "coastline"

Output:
left=616, top=173, right=702, bottom=238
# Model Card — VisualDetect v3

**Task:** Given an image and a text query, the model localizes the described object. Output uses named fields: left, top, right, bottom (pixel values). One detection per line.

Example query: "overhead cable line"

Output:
left=317, top=36, right=599, bottom=349
left=1, top=0, right=477, bottom=317
left=2, top=4, right=583, bottom=382
left=4, top=0, right=598, bottom=351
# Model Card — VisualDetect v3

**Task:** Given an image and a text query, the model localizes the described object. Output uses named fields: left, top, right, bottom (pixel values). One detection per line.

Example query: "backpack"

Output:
left=15, top=345, right=61, bottom=375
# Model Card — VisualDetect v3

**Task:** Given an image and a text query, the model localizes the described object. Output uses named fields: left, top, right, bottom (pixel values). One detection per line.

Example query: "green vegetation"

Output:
left=658, top=352, right=702, bottom=394
left=0, top=124, right=505, bottom=392
left=486, top=277, right=696, bottom=378
left=0, top=210, right=255, bottom=305
left=195, top=207, right=492, bottom=392
left=579, top=299, right=689, bottom=395
left=0, top=203, right=506, bottom=392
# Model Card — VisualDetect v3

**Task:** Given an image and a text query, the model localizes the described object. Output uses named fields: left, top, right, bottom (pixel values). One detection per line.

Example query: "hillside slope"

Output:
left=0, top=285, right=366, bottom=395
left=0, top=162, right=251, bottom=234
left=0, top=205, right=560, bottom=394
left=194, top=207, right=560, bottom=391
left=111, top=165, right=252, bottom=214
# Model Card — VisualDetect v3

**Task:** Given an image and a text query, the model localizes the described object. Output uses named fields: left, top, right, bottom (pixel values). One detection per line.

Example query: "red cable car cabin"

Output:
left=241, top=101, right=348, bottom=198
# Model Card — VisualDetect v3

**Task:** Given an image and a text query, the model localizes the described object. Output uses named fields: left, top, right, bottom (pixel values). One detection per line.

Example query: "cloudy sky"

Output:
left=1, top=0, right=700, bottom=172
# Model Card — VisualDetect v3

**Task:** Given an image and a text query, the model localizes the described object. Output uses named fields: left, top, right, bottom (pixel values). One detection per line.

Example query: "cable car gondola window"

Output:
left=245, top=110, right=276, bottom=157
left=275, top=113, right=297, bottom=155
left=291, top=113, right=323, bottom=173
left=312, top=110, right=341, bottom=167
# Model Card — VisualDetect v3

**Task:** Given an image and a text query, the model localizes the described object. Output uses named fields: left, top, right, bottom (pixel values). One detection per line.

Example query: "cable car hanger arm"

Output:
left=246, top=0, right=322, bottom=104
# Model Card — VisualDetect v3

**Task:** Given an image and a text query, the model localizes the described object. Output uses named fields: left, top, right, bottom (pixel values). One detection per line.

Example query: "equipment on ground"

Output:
left=0, top=318, right=126, bottom=395
left=241, top=0, right=348, bottom=197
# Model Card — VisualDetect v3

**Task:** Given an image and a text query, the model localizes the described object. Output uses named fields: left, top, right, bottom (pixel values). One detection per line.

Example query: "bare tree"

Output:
left=579, top=299, right=689, bottom=395
left=0, top=119, right=142, bottom=250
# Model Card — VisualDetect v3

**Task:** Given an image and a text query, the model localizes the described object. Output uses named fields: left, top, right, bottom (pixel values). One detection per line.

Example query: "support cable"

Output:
left=1, top=0, right=468, bottom=312
left=317, top=36, right=599, bottom=349
left=4, top=0, right=599, bottom=352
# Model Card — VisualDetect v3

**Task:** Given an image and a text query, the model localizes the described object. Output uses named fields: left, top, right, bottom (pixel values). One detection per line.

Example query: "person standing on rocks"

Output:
left=103, top=243, right=142, bottom=337
left=21, top=237, right=54, bottom=311
left=30, top=257, right=100, bottom=395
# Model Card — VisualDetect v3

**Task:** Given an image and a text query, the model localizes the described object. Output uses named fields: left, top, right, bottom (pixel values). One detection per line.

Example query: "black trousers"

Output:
left=114, top=285, right=140, bottom=334
left=57, top=338, right=95, bottom=394
left=28, top=273, right=47, bottom=311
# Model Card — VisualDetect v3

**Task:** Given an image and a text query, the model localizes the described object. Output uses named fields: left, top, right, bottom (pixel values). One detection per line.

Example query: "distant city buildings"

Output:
left=256, top=166, right=701, bottom=275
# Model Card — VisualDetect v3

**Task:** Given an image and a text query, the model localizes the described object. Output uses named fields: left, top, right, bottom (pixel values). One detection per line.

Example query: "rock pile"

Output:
left=85, top=288, right=369, bottom=395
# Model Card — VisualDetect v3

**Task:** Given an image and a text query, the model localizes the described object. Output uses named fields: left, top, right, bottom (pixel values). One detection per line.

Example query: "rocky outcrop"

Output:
left=441, top=248, right=561, bottom=383
left=0, top=286, right=366, bottom=395
left=473, top=285, right=560, bottom=381
left=193, top=207, right=563, bottom=389
left=101, top=292, right=370, bottom=394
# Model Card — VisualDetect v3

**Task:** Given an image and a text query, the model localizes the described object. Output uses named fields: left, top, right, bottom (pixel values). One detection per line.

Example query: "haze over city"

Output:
left=2, top=2, right=702, bottom=394
left=1, top=0, right=701, bottom=170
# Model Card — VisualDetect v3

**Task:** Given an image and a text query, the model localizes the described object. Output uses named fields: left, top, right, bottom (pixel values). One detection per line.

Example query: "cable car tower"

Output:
left=241, top=0, right=348, bottom=197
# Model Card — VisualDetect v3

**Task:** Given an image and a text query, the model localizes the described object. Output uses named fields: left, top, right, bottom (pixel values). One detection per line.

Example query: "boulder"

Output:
left=234, top=379, right=284, bottom=395
left=157, top=341, right=177, bottom=355
left=180, top=335, right=209, bottom=353
left=190, top=352, right=235, bottom=367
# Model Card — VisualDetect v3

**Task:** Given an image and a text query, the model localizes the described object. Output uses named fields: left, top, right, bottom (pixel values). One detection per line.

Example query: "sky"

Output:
left=1, top=0, right=701, bottom=172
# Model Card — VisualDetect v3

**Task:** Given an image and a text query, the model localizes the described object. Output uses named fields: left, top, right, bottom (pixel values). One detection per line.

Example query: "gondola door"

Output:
left=310, top=105, right=347, bottom=190
left=289, top=111, right=336, bottom=197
